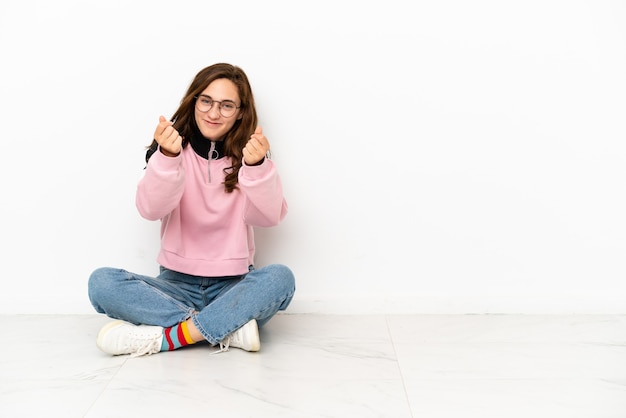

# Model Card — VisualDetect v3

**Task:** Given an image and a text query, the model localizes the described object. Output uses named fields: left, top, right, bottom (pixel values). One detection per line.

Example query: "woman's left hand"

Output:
left=243, top=126, right=270, bottom=165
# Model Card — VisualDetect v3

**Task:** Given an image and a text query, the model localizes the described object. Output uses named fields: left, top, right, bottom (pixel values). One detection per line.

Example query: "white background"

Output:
left=1, top=0, right=624, bottom=314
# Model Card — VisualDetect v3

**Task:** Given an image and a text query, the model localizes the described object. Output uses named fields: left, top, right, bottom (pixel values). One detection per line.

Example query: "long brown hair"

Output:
left=146, top=63, right=258, bottom=193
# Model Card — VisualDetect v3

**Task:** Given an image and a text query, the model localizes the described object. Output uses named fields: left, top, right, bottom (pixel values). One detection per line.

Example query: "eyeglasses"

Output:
left=194, top=95, right=241, bottom=117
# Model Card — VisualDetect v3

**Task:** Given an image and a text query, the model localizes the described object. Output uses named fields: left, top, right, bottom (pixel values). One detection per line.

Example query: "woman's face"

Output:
left=194, top=78, right=242, bottom=141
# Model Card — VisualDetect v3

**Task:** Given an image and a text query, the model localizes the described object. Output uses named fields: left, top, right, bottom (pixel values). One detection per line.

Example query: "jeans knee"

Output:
left=266, top=264, right=296, bottom=295
left=88, top=267, right=110, bottom=290
left=88, top=267, right=121, bottom=309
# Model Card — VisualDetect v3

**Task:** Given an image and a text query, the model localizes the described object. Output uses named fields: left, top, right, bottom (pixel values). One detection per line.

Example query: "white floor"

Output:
left=1, top=314, right=625, bottom=418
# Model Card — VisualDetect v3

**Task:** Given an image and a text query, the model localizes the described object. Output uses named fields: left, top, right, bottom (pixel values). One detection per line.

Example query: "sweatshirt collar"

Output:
left=190, top=125, right=224, bottom=160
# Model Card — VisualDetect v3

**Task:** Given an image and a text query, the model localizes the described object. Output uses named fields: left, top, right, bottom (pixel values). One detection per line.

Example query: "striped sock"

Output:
left=160, top=321, right=196, bottom=351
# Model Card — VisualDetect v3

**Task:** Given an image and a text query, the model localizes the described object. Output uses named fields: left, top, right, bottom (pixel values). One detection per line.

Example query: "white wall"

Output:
left=1, top=0, right=624, bottom=314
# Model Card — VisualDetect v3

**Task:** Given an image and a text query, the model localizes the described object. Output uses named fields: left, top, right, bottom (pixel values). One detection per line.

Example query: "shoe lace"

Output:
left=211, top=337, right=231, bottom=355
left=211, top=326, right=243, bottom=355
left=210, top=322, right=253, bottom=355
left=128, top=336, right=162, bottom=358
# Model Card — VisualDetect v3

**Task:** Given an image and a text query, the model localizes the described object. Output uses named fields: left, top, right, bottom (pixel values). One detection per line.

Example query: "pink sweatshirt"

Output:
left=136, top=145, right=288, bottom=277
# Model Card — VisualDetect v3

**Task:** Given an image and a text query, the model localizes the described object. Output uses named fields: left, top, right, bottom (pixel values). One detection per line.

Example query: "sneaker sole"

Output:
left=96, top=320, right=126, bottom=352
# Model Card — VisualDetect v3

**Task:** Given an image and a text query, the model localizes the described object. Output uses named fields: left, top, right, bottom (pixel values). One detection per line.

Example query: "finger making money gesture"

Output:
left=243, top=126, right=270, bottom=165
left=154, top=115, right=183, bottom=157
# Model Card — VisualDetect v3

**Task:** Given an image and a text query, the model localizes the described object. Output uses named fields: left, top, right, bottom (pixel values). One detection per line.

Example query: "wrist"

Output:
left=247, top=157, right=265, bottom=166
left=160, top=147, right=180, bottom=158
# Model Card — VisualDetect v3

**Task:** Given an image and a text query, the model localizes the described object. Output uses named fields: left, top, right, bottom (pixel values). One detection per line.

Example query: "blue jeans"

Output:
left=88, top=264, right=295, bottom=345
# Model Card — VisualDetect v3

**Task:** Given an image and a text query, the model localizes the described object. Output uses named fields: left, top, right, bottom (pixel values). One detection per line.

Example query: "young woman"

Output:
left=88, top=63, right=295, bottom=356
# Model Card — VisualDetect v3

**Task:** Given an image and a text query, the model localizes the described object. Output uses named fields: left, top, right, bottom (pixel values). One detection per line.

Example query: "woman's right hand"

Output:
left=153, top=115, right=182, bottom=157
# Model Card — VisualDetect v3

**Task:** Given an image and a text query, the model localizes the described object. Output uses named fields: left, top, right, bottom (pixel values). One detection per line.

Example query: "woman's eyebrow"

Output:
left=198, top=94, right=236, bottom=103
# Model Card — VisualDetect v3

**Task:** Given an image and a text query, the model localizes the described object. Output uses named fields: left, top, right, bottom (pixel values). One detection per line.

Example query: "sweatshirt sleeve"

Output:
left=238, top=158, right=288, bottom=227
left=136, top=147, right=186, bottom=221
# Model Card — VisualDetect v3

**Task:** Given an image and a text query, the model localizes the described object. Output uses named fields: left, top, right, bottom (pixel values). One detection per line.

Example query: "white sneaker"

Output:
left=97, top=320, right=163, bottom=357
left=213, top=319, right=260, bottom=354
